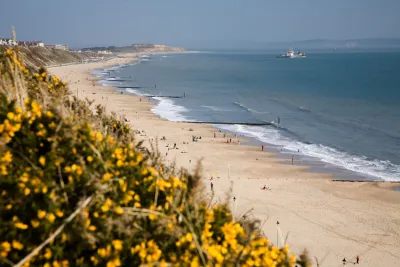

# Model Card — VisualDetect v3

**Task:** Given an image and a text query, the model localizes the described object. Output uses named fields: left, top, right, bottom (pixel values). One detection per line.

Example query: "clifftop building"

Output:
left=44, top=44, right=68, bottom=51
left=18, top=41, right=44, bottom=47
left=0, top=38, right=67, bottom=51
left=0, top=38, right=17, bottom=46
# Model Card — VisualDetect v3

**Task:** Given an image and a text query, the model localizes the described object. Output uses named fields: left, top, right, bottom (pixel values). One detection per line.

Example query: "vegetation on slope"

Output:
left=7, top=47, right=95, bottom=69
left=0, top=48, right=308, bottom=267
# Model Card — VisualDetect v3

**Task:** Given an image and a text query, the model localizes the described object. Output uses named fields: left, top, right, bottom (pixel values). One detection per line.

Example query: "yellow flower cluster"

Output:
left=131, top=240, right=162, bottom=263
left=0, top=48, right=302, bottom=266
left=4, top=48, right=29, bottom=75
left=0, top=108, right=22, bottom=143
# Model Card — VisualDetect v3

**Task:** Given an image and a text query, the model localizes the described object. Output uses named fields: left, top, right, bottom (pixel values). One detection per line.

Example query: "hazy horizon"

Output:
left=1, top=0, right=400, bottom=49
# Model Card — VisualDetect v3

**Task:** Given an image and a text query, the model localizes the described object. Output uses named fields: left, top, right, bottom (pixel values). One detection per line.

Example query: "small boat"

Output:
left=277, top=48, right=306, bottom=58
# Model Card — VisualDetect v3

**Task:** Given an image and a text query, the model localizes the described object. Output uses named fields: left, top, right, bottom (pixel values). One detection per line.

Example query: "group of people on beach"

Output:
left=226, top=138, right=241, bottom=144
left=192, top=136, right=201, bottom=142
left=342, top=256, right=360, bottom=265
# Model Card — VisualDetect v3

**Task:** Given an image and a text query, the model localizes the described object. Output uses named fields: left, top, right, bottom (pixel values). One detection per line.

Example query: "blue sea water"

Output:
left=99, top=51, right=400, bottom=181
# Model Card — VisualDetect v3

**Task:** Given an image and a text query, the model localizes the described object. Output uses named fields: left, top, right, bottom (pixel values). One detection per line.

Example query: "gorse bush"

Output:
left=0, top=48, right=305, bottom=267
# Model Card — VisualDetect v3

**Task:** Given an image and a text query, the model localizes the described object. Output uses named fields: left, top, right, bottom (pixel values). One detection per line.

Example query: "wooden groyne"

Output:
left=108, top=79, right=135, bottom=82
left=179, top=121, right=272, bottom=126
left=118, top=88, right=185, bottom=99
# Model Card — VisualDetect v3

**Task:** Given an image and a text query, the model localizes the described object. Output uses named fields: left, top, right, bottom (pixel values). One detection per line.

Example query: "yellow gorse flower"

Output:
left=114, top=206, right=124, bottom=215
left=47, top=213, right=56, bottom=223
left=39, top=156, right=46, bottom=166
left=12, top=240, right=24, bottom=250
left=112, top=240, right=123, bottom=251
left=37, top=210, right=47, bottom=219
left=14, top=222, right=28, bottom=230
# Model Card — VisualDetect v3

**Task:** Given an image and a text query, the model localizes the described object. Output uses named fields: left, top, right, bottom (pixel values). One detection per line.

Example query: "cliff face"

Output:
left=1, top=43, right=185, bottom=70
left=82, top=44, right=186, bottom=54
left=16, top=47, right=95, bottom=69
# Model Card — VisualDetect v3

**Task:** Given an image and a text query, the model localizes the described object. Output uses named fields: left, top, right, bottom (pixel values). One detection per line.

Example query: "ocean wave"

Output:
left=268, top=98, right=313, bottom=113
left=97, top=80, right=119, bottom=87
left=151, top=98, right=190, bottom=122
left=217, top=124, right=400, bottom=181
left=298, top=106, right=312, bottom=112
left=103, top=65, right=122, bottom=72
left=106, top=77, right=120, bottom=81
left=202, top=105, right=233, bottom=112
left=233, top=102, right=269, bottom=114
left=126, top=89, right=144, bottom=96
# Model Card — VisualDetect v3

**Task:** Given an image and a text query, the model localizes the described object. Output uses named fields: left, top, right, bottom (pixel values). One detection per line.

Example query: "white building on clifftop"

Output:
left=0, top=38, right=17, bottom=46
left=44, top=44, right=69, bottom=51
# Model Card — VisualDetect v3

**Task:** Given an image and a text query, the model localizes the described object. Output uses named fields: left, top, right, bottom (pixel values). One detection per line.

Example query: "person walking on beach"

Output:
left=262, top=145, right=264, bottom=151
left=210, top=182, right=214, bottom=191
left=356, top=256, right=360, bottom=264
left=292, top=155, right=294, bottom=164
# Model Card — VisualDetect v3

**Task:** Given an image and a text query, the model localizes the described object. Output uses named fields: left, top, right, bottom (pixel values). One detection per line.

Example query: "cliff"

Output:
left=82, top=44, right=186, bottom=54
left=13, top=47, right=100, bottom=69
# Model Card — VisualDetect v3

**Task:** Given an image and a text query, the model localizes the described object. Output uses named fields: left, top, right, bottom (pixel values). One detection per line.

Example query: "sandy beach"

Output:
left=49, top=54, right=400, bottom=266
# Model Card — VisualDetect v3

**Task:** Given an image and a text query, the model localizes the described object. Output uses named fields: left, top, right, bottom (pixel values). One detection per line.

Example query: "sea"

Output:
left=95, top=50, right=400, bottom=182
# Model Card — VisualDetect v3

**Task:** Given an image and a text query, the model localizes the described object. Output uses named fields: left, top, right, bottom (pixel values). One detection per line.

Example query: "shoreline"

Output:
left=50, top=53, right=400, bottom=266
left=105, top=52, right=397, bottom=184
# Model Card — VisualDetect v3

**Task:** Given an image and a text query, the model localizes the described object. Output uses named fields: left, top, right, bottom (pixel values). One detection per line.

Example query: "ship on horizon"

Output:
left=277, top=48, right=306, bottom=58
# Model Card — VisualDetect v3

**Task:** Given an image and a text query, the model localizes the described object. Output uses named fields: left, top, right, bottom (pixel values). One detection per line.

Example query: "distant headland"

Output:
left=261, top=38, right=400, bottom=50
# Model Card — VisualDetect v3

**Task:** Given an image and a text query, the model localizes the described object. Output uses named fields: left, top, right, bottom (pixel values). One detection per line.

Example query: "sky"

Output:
left=1, top=0, right=400, bottom=49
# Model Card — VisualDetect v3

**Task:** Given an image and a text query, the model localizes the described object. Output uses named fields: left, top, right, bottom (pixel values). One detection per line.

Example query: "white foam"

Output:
left=126, top=89, right=144, bottom=96
left=104, top=65, right=122, bottom=72
left=98, top=80, right=118, bottom=87
left=91, top=70, right=106, bottom=77
left=217, top=124, right=400, bottom=181
left=151, top=98, right=190, bottom=122
left=233, top=102, right=269, bottom=114
left=202, top=105, right=233, bottom=112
